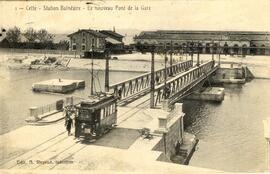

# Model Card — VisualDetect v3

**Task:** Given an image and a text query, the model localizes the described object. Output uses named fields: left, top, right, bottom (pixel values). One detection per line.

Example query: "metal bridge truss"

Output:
left=109, top=60, right=193, bottom=105
left=154, top=60, right=218, bottom=107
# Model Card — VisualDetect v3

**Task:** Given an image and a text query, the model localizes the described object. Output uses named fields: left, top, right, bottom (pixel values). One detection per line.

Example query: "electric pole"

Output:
left=150, top=45, right=155, bottom=108
left=90, top=44, right=94, bottom=95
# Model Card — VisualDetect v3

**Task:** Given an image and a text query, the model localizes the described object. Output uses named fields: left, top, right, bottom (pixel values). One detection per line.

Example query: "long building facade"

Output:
left=134, top=30, right=270, bottom=55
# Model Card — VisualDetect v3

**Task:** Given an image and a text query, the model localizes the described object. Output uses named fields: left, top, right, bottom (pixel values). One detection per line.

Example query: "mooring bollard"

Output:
left=162, top=99, right=170, bottom=112
left=29, top=107, right=39, bottom=121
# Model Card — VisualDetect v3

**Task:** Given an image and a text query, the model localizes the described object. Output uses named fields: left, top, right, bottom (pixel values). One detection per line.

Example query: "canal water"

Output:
left=0, top=67, right=142, bottom=135
left=184, top=79, right=270, bottom=172
left=0, top=66, right=269, bottom=172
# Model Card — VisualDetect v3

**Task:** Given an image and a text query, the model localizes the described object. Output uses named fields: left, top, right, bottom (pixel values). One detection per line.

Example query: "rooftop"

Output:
left=67, top=29, right=107, bottom=38
left=100, top=30, right=124, bottom=38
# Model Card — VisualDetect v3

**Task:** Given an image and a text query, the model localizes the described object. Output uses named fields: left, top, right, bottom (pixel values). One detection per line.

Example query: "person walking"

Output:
left=65, top=116, right=73, bottom=136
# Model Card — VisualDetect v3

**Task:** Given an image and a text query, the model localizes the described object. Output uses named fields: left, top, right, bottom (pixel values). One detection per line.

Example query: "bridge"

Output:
left=0, top=55, right=221, bottom=172
left=109, top=56, right=218, bottom=108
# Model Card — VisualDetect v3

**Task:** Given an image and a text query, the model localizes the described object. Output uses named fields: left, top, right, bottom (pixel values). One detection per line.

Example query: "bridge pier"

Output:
left=154, top=103, right=198, bottom=164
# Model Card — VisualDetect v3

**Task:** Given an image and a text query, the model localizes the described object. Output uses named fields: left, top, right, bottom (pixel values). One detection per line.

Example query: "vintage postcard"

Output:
left=0, top=0, right=270, bottom=173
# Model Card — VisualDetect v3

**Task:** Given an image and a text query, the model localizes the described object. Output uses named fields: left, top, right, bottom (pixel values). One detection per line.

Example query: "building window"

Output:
left=97, top=38, right=99, bottom=48
left=233, top=44, right=239, bottom=55
left=72, top=44, right=76, bottom=51
left=82, top=32, right=85, bottom=37
left=205, top=43, right=211, bottom=54
left=223, top=42, right=229, bottom=55
left=82, top=38, right=86, bottom=43
left=92, top=38, right=95, bottom=47
left=242, top=44, right=247, bottom=56
left=260, top=44, right=265, bottom=55
left=82, top=44, right=86, bottom=51
left=73, top=38, right=76, bottom=43
left=250, top=44, right=257, bottom=55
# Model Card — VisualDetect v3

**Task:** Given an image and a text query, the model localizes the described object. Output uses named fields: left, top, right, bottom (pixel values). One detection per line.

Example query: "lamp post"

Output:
left=197, top=43, right=200, bottom=66
left=164, top=44, right=168, bottom=99
left=169, top=40, right=173, bottom=76
left=105, top=49, right=110, bottom=92
left=190, top=42, right=194, bottom=65
left=150, top=45, right=155, bottom=108
left=90, top=44, right=94, bottom=95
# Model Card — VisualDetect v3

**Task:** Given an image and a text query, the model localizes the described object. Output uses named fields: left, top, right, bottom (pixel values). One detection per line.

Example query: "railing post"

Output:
left=150, top=47, right=155, bottom=109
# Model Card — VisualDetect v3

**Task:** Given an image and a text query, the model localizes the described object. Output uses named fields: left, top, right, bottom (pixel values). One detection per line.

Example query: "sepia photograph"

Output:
left=0, top=0, right=270, bottom=173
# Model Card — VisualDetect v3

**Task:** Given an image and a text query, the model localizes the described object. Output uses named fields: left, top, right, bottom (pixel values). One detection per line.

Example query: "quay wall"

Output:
left=164, top=118, right=181, bottom=159
left=153, top=118, right=182, bottom=160
left=210, top=67, right=244, bottom=82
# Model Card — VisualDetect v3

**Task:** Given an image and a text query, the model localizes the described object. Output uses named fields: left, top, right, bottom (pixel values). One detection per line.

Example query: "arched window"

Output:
left=223, top=42, right=229, bottom=55
left=233, top=44, right=239, bottom=55
left=260, top=44, right=265, bottom=55
left=213, top=43, right=218, bottom=54
left=198, top=43, right=203, bottom=53
left=242, top=44, right=247, bottom=56
left=182, top=43, right=187, bottom=53
left=250, top=44, right=257, bottom=55
left=205, top=43, right=211, bottom=54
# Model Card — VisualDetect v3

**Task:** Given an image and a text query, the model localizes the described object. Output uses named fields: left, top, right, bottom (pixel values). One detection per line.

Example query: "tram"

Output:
left=74, top=93, right=117, bottom=140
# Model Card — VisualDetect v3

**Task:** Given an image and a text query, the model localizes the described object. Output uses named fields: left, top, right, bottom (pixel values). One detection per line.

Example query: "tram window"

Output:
left=79, top=110, right=90, bottom=120
left=105, top=107, right=108, bottom=117
left=113, top=104, right=116, bottom=113
left=100, top=109, right=104, bottom=119
left=112, top=104, right=115, bottom=113
left=108, top=105, right=111, bottom=115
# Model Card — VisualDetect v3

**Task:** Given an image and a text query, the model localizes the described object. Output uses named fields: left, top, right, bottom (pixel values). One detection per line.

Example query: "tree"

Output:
left=24, top=28, right=37, bottom=43
left=6, top=26, right=21, bottom=43
left=37, top=29, right=54, bottom=43
left=57, top=40, right=69, bottom=50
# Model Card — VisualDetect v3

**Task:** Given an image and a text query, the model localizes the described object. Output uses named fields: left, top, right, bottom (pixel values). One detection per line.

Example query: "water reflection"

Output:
left=185, top=80, right=270, bottom=172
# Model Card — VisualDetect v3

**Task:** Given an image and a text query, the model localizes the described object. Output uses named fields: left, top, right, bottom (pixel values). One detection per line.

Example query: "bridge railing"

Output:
left=109, top=60, right=193, bottom=100
left=154, top=60, right=217, bottom=107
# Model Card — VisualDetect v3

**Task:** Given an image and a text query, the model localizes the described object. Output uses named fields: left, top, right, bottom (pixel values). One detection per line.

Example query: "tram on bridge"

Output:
left=74, top=94, right=117, bottom=140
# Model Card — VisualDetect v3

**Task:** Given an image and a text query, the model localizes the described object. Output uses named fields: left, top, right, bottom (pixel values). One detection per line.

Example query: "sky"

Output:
left=1, top=0, right=270, bottom=34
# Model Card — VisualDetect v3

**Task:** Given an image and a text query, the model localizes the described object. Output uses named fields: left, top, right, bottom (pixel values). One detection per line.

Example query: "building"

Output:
left=134, top=30, right=270, bottom=55
left=67, top=29, right=107, bottom=58
left=68, top=29, right=127, bottom=56
left=100, top=30, right=124, bottom=42
left=100, top=30, right=125, bottom=54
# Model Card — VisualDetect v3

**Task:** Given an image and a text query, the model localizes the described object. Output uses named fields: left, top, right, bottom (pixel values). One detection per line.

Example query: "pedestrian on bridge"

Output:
left=65, top=116, right=73, bottom=136
left=118, top=88, right=122, bottom=99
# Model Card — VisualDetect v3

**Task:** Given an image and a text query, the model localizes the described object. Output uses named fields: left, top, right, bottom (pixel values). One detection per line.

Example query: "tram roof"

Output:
left=79, top=94, right=116, bottom=109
